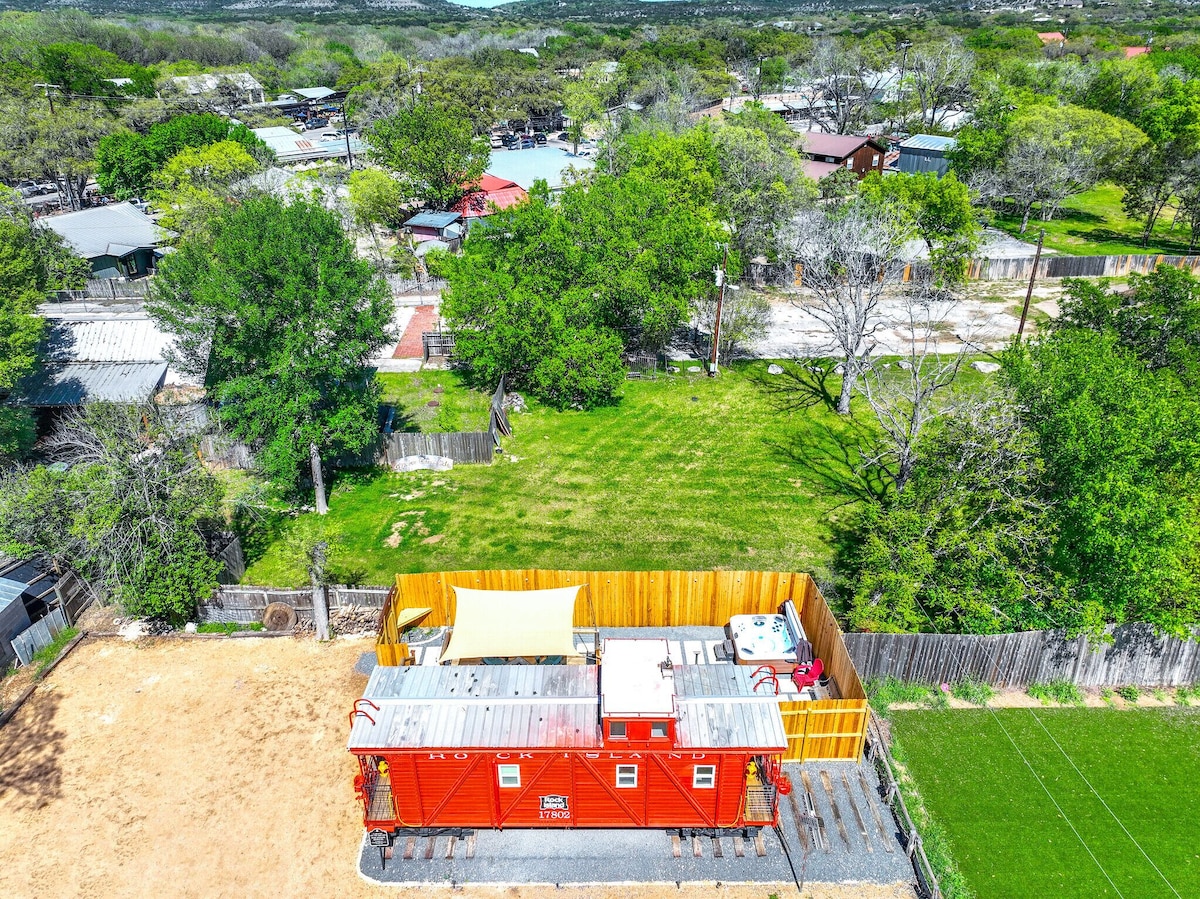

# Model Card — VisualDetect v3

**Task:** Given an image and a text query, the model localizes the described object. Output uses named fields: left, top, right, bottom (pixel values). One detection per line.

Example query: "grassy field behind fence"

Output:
left=890, top=708, right=1200, bottom=899
left=992, top=184, right=1196, bottom=257
left=242, top=363, right=874, bottom=586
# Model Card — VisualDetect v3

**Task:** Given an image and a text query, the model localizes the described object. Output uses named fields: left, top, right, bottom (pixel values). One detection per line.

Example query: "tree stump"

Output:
left=262, top=602, right=298, bottom=632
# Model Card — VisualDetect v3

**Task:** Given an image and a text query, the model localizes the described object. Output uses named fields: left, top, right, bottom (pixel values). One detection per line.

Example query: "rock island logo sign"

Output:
left=539, top=794, right=569, bottom=811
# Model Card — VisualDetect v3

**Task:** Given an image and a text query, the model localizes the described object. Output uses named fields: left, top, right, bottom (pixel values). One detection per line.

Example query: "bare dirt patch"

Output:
left=0, top=637, right=913, bottom=899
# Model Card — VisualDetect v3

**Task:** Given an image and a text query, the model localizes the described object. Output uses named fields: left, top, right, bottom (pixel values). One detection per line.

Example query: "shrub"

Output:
left=1100, top=687, right=1114, bottom=704
left=1176, top=685, right=1197, bottom=706
left=1028, top=679, right=1085, bottom=706
left=867, top=676, right=943, bottom=712
left=1115, top=685, right=1140, bottom=703
left=951, top=676, right=996, bottom=706
left=1153, top=688, right=1167, bottom=702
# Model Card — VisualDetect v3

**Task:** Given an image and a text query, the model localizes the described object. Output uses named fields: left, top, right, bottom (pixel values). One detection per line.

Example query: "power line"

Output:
left=1027, top=709, right=1183, bottom=899
left=904, top=594, right=1128, bottom=898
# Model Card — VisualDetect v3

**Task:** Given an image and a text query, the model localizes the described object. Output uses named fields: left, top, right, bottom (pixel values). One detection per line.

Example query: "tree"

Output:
left=798, top=39, right=892, bottom=134
left=779, top=198, right=913, bottom=414
left=1121, top=80, right=1200, bottom=246
left=0, top=404, right=225, bottom=624
left=95, top=113, right=269, bottom=199
left=348, top=169, right=406, bottom=230
left=859, top=171, right=980, bottom=285
left=442, top=173, right=724, bottom=408
left=906, top=40, right=974, bottom=130
left=0, top=189, right=87, bottom=459
left=367, top=101, right=490, bottom=212
left=148, top=195, right=392, bottom=509
left=563, top=80, right=604, bottom=155
left=839, top=392, right=1064, bottom=635
left=150, top=140, right=263, bottom=237
left=858, top=293, right=972, bottom=493
left=1003, top=326, right=1200, bottom=637
left=1001, top=104, right=1148, bottom=232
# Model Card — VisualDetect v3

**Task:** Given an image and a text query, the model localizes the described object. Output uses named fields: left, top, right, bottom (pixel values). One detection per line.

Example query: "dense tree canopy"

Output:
left=149, top=195, right=392, bottom=501
left=442, top=173, right=724, bottom=408
left=367, top=100, right=491, bottom=212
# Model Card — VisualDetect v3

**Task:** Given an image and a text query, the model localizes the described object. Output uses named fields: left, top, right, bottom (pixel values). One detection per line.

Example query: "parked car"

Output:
left=533, top=132, right=548, bottom=145
left=500, top=133, right=519, bottom=148
left=519, top=137, right=535, bottom=149
left=318, top=130, right=342, bottom=141
left=556, top=132, right=570, bottom=142
left=491, top=134, right=503, bottom=148
left=128, top=197, right=152, bottom=214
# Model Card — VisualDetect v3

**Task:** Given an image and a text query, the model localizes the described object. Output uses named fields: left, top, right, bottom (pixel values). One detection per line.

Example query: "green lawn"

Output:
left=377, top=371, right=491, bottom=432
left=241, top=362, right=875, bottom=586
left=891, top=708, right=1200, bottom=899
left=992, top=184, right=1196, bottom=257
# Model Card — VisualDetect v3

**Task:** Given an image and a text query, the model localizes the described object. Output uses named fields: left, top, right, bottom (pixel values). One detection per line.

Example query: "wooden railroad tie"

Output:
left=858, top=769, right=894, bottom=853
left=785, top=787, right=810, bottom=852
left=841, top=770, right=873, bottom=853
left=800, top=770, right=831, bottom=852
left=819, top=770, right=851, bottom=850
left=711, top=837, right=723, bottom=858
left=753, top=831, right=767, bottom=857
left=465, top=833, right=477, bottom=859
left=692, top=835, right=704, bottom=858
left=733, top=835, right=745, bottom=858
left=423, top=837, right=436, bottom=860
left=671, top=834, right=682, bottom=858
left=403, top=837, right=416, bottom=860
left=444, top=835, right=456, bottom=859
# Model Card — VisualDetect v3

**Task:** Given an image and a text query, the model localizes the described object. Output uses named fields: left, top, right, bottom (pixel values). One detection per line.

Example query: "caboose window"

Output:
left=608, top=721, right=627, bottom=739
left=650, top=721, right=668, bottom=738
left=498, top=764, right=521, bottom=788
left=693, top=765, right=716, bottom=788
left=616, top=765, right=638, bottom=788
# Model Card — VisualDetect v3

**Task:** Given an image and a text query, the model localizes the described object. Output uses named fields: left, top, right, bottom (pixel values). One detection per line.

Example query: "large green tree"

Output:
left=0, top=404, right=224, bottom=624
left=0, top=189, right=88, bottom=458
left=442, top=173, right=724, bottom=409
left=148, top=195, right=392, bottom=509
left=95, top=113, right=270, bottom=199
left=367, top=101, right=491, bottom=212
left=1004, top=291, right=1200, bottom=637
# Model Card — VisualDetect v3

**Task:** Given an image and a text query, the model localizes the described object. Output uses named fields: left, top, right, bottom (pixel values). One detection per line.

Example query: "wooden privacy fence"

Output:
left=376, top=569, right=868, bottom=763
left=965, top=252, right=1200, bottom=282
left=198, top=584, right=390, bottom=624
left=376, top=432, right=494, bottom=465
left=844, top=623, right=1200, bottom=688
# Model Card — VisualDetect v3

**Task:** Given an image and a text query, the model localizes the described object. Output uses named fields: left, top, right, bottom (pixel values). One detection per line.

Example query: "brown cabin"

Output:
left=798, top=133, right=887, bottom=181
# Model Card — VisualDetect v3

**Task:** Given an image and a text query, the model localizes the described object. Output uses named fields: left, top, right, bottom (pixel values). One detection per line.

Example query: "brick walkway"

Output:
left=393, top=305, right=439, bottom=359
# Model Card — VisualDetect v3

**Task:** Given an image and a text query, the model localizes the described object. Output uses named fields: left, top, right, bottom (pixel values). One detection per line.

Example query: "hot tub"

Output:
left=729, top=614, right=797, bottom=668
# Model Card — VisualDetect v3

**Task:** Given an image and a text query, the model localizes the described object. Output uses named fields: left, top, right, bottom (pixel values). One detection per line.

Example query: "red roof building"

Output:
left=1125, top=46, right=1150, bottom=59
left=1038, top=32, right=1067, bottom=44
left=452, top=174, right=528, bottom=220
left=798, top=133, right=887, bottom=181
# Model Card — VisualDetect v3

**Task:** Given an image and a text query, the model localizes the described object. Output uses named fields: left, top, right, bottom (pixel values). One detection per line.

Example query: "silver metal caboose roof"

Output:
left=675, top=664, right=787, bottom=750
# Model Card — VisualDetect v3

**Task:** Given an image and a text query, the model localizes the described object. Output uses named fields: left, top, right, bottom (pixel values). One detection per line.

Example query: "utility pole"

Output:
left=34, top=82, right=59, bottom=114
left=710, top=244, right=729, bottom=376
left=338, top=99, right=354, bottom=170
left=1017, top=228, right=1046, bottom=341
left=891, top=42, right=912, bottom=134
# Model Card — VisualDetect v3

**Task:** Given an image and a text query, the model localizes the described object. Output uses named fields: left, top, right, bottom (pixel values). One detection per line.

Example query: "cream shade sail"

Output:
left=439, top=585, right=584, bottom=663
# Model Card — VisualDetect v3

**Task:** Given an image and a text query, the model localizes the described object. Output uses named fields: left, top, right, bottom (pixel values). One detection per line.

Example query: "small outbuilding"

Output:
left=451, top=174, right=528, bottom=224
left=403, top=211, right=464, bottom=245
left=897, top=134, right=957, bottom=177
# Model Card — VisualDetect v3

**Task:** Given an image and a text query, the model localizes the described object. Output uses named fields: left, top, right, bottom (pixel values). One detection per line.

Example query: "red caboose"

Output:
left=348, top=638, right=788, bottom=833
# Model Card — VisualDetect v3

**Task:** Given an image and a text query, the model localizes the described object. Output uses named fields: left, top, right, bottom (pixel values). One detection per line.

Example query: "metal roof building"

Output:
left=897, top=134, right=957, bottom=177
left=251, top=126, right=367, bottom=164
left=42, top=203, right=171, bottom=279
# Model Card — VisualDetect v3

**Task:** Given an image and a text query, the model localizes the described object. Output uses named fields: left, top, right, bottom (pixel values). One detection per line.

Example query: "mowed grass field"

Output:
left=992, top=184, right=1196, bottom=257
left=890, top=708, right=1200, bottom=899
left=243, top=363, right=871, bottom=586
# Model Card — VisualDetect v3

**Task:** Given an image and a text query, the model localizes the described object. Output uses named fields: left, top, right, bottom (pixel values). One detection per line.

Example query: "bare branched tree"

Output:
left=779, top=200, right=913, bottom=414
left=858, top=291, right=980, bottom=492
left=906, top=41, right=974, bottom=131
left=797, top=40, right=890, bottom=134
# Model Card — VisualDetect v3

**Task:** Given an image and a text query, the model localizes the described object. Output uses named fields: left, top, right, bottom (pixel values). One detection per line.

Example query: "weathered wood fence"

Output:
left=386, top=275, right=448, bottom=295
left=197, top=584, right=390, bottom=624
left=844, top=624, right=1200, bottom=688
left=376, top=431, right=494, bottom=465
left=376, top=569, right=868, bottom=763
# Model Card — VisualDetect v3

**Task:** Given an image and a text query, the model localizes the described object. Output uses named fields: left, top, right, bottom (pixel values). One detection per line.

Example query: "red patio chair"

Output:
left=792, top=657, right=824, bottom=690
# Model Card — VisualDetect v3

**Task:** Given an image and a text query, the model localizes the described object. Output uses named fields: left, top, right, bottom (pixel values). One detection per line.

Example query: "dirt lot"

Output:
left=0, top=637, right=913, bottom=899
